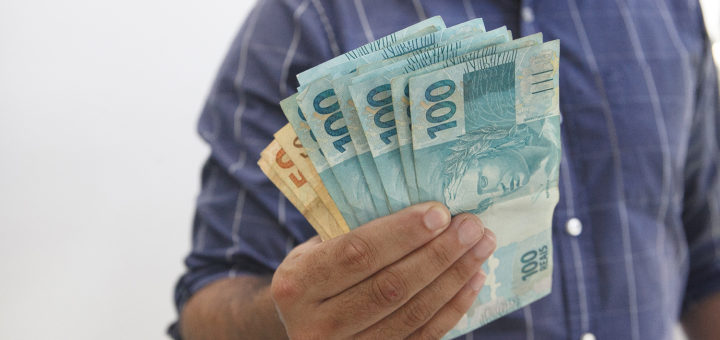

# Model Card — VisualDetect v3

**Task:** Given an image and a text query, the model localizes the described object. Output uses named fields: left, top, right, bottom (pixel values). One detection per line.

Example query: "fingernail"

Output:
left=469, top=271, right=486, bottom=292
left=472, top=232, right=496, bottom=259
left=485, top=229, right=496, bottom=243
left=457, top=216, right=484, bottom=245
left=424, top=205, right=450, bottom=231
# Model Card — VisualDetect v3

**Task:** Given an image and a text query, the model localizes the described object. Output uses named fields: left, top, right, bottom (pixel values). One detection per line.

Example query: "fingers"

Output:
left=319, top=213, right=489, bottom=336
left=407, top=271, right=487, bottom=340
left=288, top=202, right=452, bottom=300
left=356, top=228, right=496, bottom=339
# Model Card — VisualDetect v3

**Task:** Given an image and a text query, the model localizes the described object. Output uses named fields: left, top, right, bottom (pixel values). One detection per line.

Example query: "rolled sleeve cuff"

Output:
left=168, top=261, right=274, bottom=340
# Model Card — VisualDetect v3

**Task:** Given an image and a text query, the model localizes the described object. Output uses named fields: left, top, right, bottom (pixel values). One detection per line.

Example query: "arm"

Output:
left=180, top=276, right=288, bottom=340
left=175, top=2, right=499, bottom=339
left=682, top=292, right=720, bottom=340
left=180, top=203, right=497, bottom=339
left=170, top=1, right=335, bottom=338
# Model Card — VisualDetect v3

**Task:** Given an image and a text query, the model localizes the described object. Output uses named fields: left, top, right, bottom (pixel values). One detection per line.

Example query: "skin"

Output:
left=180, top=202, right=497, bottom=339
left=682, top=292, right=720, bottom=340
left=179, top=201, right=720, bottom=339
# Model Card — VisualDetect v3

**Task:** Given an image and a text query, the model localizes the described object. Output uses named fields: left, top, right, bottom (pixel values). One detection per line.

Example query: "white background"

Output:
left=0, top=0, right=255, bottom=339
left=0, top=1, right=717, bottom=339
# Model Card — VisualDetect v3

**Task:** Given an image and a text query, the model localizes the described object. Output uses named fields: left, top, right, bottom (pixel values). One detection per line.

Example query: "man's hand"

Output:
left=271, top=202, right=496, bottom=339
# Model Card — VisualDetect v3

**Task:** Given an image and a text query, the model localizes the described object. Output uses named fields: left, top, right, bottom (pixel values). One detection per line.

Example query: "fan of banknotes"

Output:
left=258, top=16, right=561, bottom=337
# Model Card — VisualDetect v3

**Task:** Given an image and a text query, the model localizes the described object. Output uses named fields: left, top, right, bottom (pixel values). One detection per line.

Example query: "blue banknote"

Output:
left=296, top=16, right=445, bottom=85
left=391, top=33, right=543, bottom=208
left=354, top=27, right=509, bottom=75
left=331, top=74, right=394, bottom=214
left=348, top=27, right=511, bottom=207
left=408, top=40, right=561, bottom=337
left=321, top=18, right=485, bottom=80
left=296, top=77, right=387, bottom=224
left=280, top=94, right=361, bottom=229
left=295, top=19, right=487, bottom=216
left=321, top=19, right=488, bottom=212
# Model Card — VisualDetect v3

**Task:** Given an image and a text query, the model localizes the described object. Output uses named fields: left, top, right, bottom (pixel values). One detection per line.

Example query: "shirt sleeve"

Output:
left=169, top=0, right=337, bottom=338
left=681, top=23, right=720, bottom=313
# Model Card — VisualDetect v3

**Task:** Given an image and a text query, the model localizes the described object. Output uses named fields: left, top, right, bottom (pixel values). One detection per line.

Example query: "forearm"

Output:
left=179, top=275, right=288, bottom=340
left=682, top=292, right=720, bottom=340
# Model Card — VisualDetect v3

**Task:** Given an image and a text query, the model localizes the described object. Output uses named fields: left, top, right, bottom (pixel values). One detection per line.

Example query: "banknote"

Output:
left=296, top=16, right=446, bottom=85
left=319, top=18, right=486, bottom=81
left=391, top=33, right=543, bottom=208
left=354, top=27, right=509, bottom=83
left=316, top=19, right=488, bottom=212
left=330, top=74, right=395, bottom=214
left=258, top=143, right=334, bottom=241
left=354, top=27, right=509, bottom=75
left=297, top=77, right=389, bottom=223
left=408, top=40, right=560, bottom=337
left=297, top=24, right=481, bottom=219
left=348, top=26, right=511, bottom=207
left=280, top=94, right=361, bottom=229
left=274, top=124, right=350, bottom=235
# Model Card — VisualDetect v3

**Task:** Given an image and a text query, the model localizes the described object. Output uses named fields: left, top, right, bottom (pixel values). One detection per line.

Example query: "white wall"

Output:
left=701, top=0, right=720, bottom=67
left=0, top=1, right=255, bottom=339
left=0, top=1, right=717, bottom=340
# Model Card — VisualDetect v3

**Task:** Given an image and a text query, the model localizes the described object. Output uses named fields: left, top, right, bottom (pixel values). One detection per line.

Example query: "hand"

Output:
left=270, top=202, right=497, bottom=339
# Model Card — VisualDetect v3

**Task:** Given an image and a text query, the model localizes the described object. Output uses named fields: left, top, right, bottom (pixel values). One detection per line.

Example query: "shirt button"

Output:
left=581, top=333, right=596, bottom=340
left=566, top=218, right=583, bottom=236
left=521, top=6, right=535, bottom=22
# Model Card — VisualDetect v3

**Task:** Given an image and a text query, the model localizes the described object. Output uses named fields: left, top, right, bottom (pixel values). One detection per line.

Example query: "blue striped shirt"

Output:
left=170, top=1, right=720, bottom=339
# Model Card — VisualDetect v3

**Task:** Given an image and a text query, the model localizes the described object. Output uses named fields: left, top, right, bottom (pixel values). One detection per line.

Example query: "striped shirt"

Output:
left=169, top=1, right=720, bottom=339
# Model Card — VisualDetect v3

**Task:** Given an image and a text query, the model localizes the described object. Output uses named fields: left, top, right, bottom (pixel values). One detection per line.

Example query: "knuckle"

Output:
left=270, top=270, right=300, bottom=303
left=427, top=242, right=455, bottom=269
left=338, top=235, right=376, bottom=271
left=401, top=299, right=434, bottom=329
left=446, top=258, right=475, bottom=284
left=371, top=270, right=408, bottom=307
left=365, top=325, right=394, bottom=340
